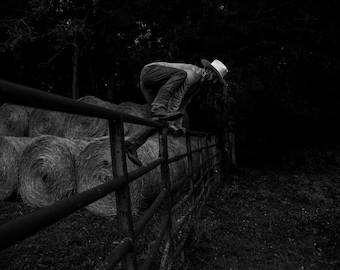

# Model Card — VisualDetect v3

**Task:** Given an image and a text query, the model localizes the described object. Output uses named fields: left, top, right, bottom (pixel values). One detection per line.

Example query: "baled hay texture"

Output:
left=138, top=135, right=188, bottom=200
left=118, top=102, right=150, bottom=138
left=18, top=135, right=89, bottom=207
left=0, top=103, right=30, bottom=136
left=76, top=137, right=143, bottom=217
left=29, top=108, right=67, bottom=137
left=24, top=106, right=35, bottom=117
left=104, top=100, right=119, bottom=111
left=64, top=96, right=119, bottom=139
left=76, top=135, right=187, bottom=217
left=0, top=136, right=35, bottom=200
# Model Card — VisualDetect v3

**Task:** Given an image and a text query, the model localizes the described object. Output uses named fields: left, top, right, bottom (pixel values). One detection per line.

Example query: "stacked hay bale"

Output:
left=0, top=136, right=35, bottom=200
left=18, top=135, right=89, bottom=207
left=0, top=103, right=31, bottom=136
left=29, top=108, right=68, bottom=137
left=76, top=135, right=188, bottom=217
left=0, top=95, right=201, bottom=219
left=140, top=135, right=188, bottom=199
left=64, top=96, right=119, bottom=139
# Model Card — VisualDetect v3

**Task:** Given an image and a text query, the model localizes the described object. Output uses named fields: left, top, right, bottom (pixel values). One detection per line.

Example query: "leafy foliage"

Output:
left=0, top=0, right=339, bottom=146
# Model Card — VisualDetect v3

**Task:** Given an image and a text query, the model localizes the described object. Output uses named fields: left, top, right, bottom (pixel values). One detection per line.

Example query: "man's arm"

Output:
left=168, top=70, right=196, bottom=112
left=178, top=83, right=201, bottom=113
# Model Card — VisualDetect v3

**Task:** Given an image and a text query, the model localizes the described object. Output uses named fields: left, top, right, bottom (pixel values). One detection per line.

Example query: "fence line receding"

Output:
left=0, top=79, right=234, bottom=269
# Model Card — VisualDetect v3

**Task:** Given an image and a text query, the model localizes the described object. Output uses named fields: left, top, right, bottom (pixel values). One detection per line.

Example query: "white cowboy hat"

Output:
left=201, top=59, right=228, bottom=86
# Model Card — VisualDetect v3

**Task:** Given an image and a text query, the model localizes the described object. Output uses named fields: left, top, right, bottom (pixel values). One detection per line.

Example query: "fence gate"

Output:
left=0, top=79, right=234, bottom=269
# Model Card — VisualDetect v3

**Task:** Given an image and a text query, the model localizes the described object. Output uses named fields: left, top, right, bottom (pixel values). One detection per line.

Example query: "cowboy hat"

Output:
left=201, top=59, right=228, bottom=86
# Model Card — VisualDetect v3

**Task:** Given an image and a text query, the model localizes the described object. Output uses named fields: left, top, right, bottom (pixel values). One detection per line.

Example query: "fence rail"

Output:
left=0, top=79, right=233, bottom=269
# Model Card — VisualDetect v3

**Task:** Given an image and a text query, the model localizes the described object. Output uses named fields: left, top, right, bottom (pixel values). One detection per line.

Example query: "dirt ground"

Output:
left=184, top=149, right=340, bottom=269
left=1, top=147, right=340, bottom=269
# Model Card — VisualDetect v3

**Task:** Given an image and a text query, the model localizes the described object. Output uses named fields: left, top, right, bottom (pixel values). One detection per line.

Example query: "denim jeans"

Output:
left=125, top=64, right=188, bottom=149
left=140, top=64, right=187, bottom=111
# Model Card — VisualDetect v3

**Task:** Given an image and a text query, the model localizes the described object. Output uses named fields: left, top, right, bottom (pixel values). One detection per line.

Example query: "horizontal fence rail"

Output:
left=0, top=79, right=233, bottom=269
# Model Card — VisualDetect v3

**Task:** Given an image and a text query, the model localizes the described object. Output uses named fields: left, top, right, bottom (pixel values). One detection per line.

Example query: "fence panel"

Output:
left=0, top=79, right=232, bottom=269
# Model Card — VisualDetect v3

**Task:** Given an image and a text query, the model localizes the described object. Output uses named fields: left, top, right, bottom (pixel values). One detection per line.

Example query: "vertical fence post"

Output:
left=198, top=137, right=204, bottom=184
left=211, top=135, right=220, bottom=182
left=203, top=135, right=210, bottom=201
left=228, top=130, right=236, bottom=166
left=108, top=119, right=137, bottom=270
left=217, top=132, right=226, bottom=179
left=158, top=121, right=174, bottom=270
left=185, top=133, right=195, bottom=220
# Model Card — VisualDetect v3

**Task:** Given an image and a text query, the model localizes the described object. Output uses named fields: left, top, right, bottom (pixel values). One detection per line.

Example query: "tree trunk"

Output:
left=72, top=45, right=80, bottom=99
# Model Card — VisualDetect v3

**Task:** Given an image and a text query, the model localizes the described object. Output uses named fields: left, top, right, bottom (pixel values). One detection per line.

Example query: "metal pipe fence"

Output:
left=0, top=79, right=233, bottom=269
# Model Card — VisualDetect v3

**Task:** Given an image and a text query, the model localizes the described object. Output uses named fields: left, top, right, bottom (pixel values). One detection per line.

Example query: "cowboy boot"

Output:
left=150, top=104, right=183, bottom=121
left=125, top=141, right=143, bottom=167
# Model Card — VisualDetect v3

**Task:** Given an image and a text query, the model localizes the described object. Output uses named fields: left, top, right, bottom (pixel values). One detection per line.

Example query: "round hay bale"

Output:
left=28, top=108, right=67, bottom=137
left=0, top=136, right=35, bottom=200
left=64, top=96, right=119, bottom=139
left=104, top=100, right=120, bottom=111
left=76, top=137, right=142, bottom=217
left=0, top=103, right=30, bottom=136
left=76, top=135, right=187, bottom=216
left=18, top=135, right=89, bottom=207
left=139, top=135, right=188, bottom=199
left=24, top=106, right=35, bottom=117
left=118, top=102, right=150, bottom=138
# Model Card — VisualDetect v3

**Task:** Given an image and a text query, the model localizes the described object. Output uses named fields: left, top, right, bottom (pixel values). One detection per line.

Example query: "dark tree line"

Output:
left=1, top=0, right=339, bottom=151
